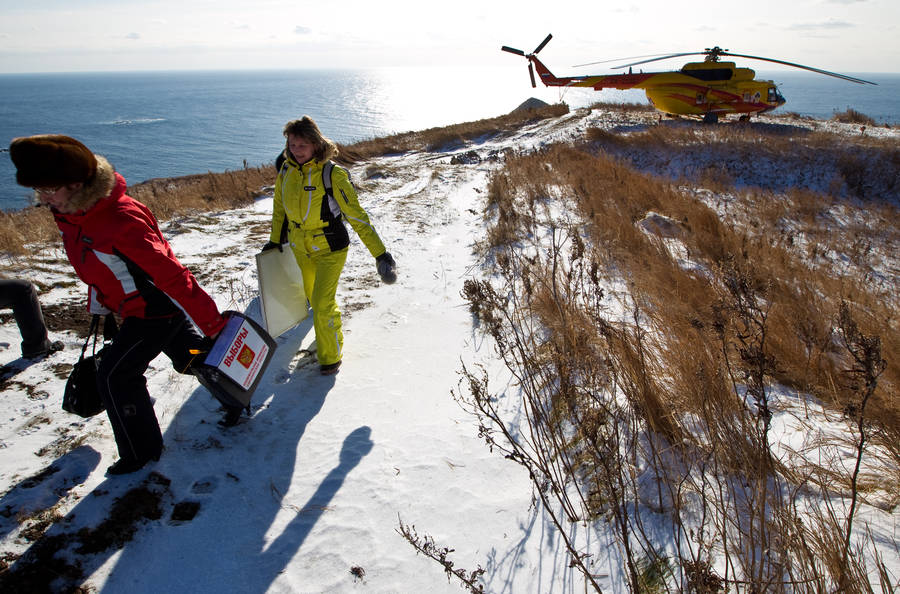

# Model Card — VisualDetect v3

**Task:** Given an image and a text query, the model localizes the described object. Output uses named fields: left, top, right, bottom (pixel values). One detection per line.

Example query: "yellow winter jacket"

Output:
left=270, top=157, right=386, bottom=258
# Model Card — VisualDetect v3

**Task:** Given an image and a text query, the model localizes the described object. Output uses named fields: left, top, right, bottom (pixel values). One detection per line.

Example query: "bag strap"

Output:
left=77, top=314, right=102, bottom=362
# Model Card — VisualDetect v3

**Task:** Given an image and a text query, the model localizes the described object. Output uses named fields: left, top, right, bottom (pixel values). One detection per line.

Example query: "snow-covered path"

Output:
left=0, top=133, right=583, bottom=592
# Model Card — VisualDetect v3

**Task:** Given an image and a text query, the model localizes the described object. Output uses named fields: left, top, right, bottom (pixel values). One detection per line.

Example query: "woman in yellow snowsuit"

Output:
left=263, top=116, right=395, bottom=375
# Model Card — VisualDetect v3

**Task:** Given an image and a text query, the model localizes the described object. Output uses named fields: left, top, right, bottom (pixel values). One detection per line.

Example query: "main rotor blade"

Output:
left=532, top=34, right=553, bottom=55
left=721, top=52, right=877, bottom=85
left=573, top=52, right=684, bottom=68
left=529, top=63, right=536, bottom=87
left=501, top=45, right=526, bottom=56
left=613, top=52, right=705, bottom=69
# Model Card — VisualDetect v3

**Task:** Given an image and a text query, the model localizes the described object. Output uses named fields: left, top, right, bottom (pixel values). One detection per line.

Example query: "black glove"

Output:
left=261, top=241, right=283, bottom=253
left=199, top=334, right=216, bottom=351
left=376, top=252, right=397, bottom=284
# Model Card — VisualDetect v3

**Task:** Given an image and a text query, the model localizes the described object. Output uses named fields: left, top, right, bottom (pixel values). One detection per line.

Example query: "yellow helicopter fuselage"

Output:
left=534, top=59, right=785, bottom=119
left=636, top=63, right=783, bottom=116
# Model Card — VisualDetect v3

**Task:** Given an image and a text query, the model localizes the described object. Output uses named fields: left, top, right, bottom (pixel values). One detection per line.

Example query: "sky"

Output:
left=0, top=0, right=898, bottom=74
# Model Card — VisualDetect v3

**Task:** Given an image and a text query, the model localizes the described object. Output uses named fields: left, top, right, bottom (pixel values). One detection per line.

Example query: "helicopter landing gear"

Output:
left=702, top=112, right=719, bottom=124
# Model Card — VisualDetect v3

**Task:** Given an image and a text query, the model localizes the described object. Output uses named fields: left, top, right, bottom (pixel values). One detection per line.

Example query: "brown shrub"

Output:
left=832, top=108, right=876, bottom=126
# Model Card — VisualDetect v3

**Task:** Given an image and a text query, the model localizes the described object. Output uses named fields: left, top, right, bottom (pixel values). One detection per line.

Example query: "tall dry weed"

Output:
left=464, top=125, right=898, bottom=591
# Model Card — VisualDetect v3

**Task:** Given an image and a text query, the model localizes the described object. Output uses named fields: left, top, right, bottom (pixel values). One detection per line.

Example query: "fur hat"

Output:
left=8, top=135, right=98, bottom=188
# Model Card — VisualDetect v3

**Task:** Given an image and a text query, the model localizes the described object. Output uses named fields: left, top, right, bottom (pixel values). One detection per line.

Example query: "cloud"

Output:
left=125, top=32, right=141, bottom=40
left=294, top=26, right=312, bottom=35
left=823, top=0, right=864, bottom=4
left=788, top=20, right=855, bottom=31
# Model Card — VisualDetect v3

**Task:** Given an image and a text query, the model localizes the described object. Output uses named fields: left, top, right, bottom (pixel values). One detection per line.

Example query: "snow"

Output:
left=1, top=107, right=898, bottom=592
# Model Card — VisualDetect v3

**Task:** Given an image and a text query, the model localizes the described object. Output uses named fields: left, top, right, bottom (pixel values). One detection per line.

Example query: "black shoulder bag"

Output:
left=62, top=313, right=116, bottom=418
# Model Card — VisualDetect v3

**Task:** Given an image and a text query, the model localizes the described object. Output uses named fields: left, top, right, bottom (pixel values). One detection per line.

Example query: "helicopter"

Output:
left=501, top=34, right=876, bottom=123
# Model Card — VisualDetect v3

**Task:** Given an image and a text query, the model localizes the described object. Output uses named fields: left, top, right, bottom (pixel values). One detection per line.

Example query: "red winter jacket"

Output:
left=53, top=170, right=225, bottom=337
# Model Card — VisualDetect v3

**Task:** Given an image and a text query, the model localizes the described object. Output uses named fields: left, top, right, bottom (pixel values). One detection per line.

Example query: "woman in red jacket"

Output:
left=9, top=135, right=228, bottom=475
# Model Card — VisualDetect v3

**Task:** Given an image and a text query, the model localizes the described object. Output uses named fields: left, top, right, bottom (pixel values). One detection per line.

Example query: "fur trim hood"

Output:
left=66, top=155, right=116, bottom=213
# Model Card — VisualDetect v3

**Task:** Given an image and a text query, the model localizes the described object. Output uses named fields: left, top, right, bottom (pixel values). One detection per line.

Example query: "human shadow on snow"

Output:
left=2, top=302, right=373, bottom=592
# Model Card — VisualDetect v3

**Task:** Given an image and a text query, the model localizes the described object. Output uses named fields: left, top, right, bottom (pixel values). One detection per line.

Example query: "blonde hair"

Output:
left=283, top=116, right=338, bottom=162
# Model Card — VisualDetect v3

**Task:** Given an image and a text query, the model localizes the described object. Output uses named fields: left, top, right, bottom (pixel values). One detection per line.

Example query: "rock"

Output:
left=511, top=98, right=551, bottom=113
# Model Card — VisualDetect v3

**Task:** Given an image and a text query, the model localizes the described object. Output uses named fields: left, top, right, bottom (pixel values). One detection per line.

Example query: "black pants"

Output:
left=96, top=312, right=206, bottom=463
left=0, top=279, right=51, bottom=357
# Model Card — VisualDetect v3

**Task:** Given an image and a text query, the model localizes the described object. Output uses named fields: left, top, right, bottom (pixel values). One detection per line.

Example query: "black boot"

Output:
left=106, top=451, right=161, bottom=476
left=218, top=406, right=244, bottom=427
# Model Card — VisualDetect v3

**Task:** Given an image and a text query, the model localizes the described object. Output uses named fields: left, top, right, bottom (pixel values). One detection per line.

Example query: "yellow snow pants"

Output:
left=292, top=246, right=348, bottom=366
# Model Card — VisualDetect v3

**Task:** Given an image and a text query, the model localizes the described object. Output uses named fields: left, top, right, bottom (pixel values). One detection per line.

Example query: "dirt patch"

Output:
left=342, top=298, right=374, bottom=317
left=247, top=222, right=271, bottom=236
left=15, top=414, right=52, bottom=437
left=35, top=431, right=93, bottom=459
left=41, top=301, right=95, bottom=336
left=74, top=473, right=170, bottom=555
left=169, top=500, right=201, bottom=524
left=50, top=361, right=74, bottom=380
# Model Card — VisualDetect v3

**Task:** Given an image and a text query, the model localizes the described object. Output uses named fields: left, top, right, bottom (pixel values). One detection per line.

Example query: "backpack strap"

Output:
left=276, top=152, right=289, bottom=244
left=322, top=160, right=335, bottom=200
left=318, top=160, right=351, bottom=251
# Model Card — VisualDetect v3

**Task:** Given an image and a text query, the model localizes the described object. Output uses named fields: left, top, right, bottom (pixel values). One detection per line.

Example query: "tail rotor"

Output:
left=502, top=34, right=553, bottom=88
left=532, top=34, right=552, bottom=55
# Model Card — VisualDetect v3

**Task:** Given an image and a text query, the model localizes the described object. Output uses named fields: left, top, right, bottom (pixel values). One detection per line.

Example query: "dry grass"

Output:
left=0, top=207, right=60, bottom=255
left=464, top=120, right=898, bottom=591
left=492, top=136, right=899, bottom=442
left=588, top=100, right=656, bottom=113
left=833, top=108, right=877, bottom=126
left=127, top=165, right=276, bottom=220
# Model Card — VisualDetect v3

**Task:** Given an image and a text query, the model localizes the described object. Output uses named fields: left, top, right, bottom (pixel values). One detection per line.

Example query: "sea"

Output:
left=1, top=67, right=898, bottom=212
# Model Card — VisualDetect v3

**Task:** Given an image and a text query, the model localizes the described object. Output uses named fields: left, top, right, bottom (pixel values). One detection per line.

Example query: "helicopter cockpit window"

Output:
left=767, top=87, right=784, bottom=102
left=682, top=68, right=732, bottom=81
